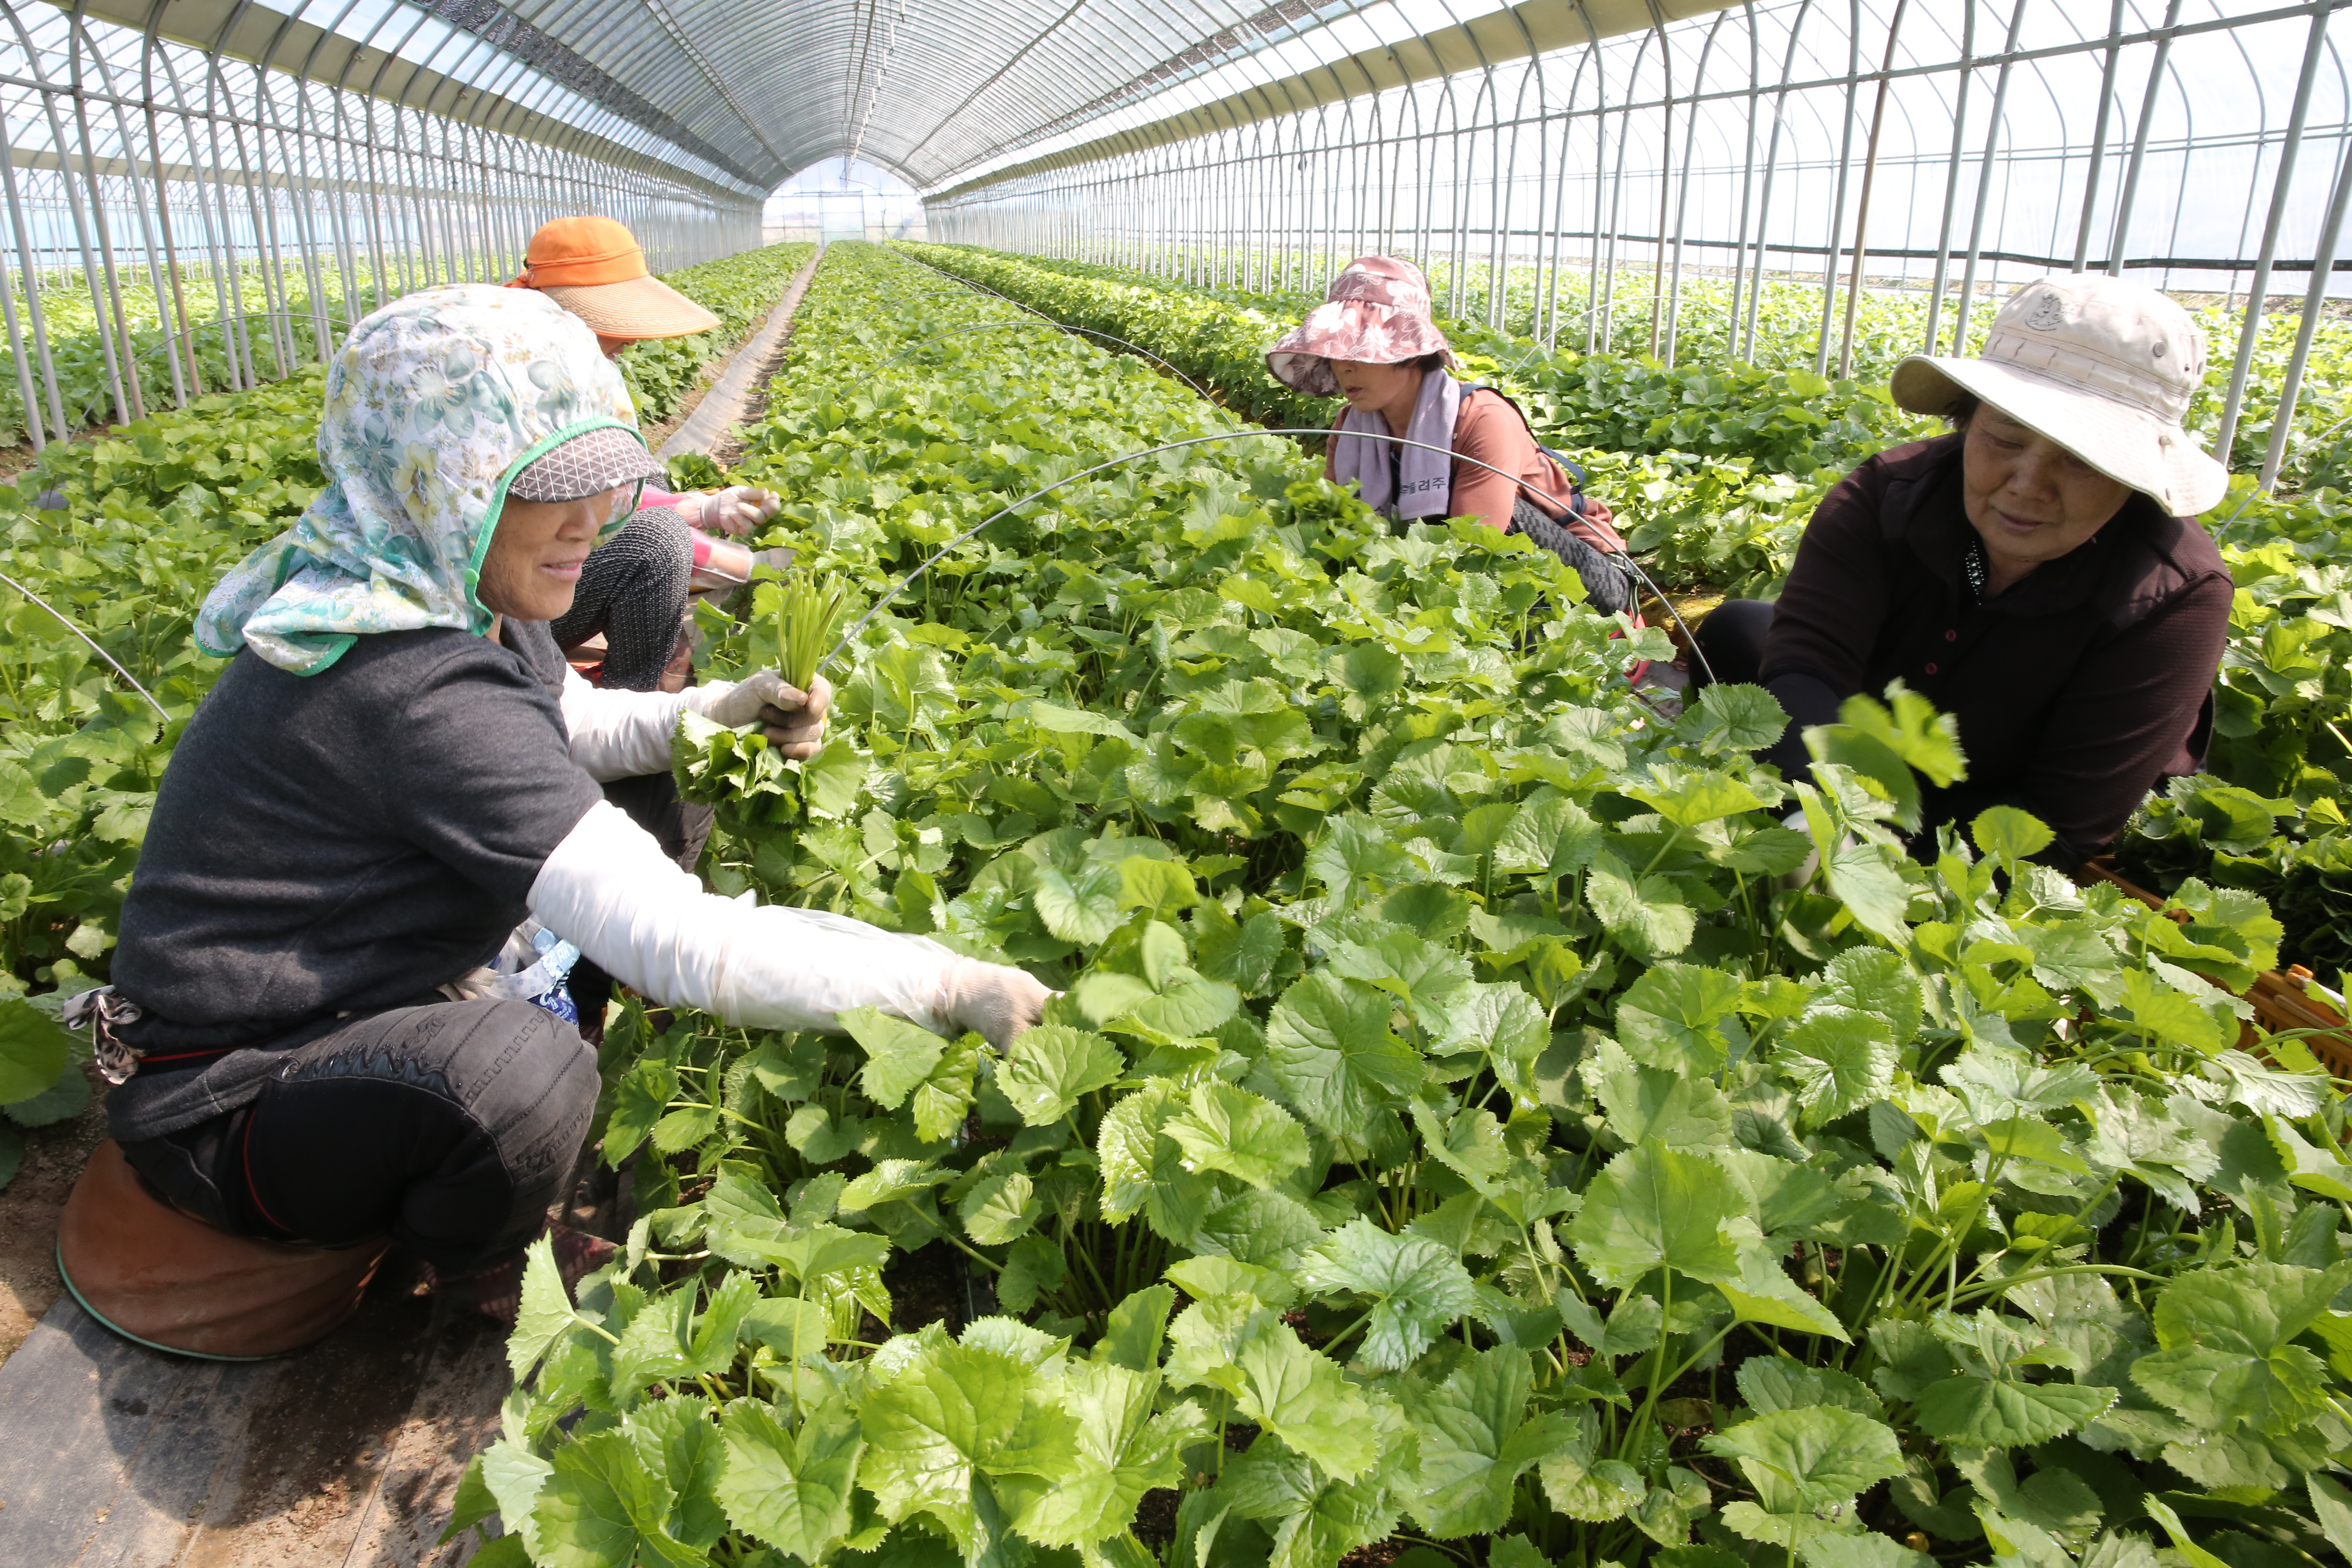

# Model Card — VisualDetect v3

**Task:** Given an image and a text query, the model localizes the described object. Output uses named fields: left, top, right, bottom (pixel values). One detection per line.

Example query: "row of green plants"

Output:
left=419, top=241, right=2352, bottom=1568
left=897, top=243, right=2352, bottom=982
left=614, top=242, right=817, bottom=426
left=0, top=241, right=816, bottom=449
left=894, top=243, right=1922, bottom=599
left=1082, top=248, right=2352, bottom=493
left=0, top=242, right=820, bottom=1186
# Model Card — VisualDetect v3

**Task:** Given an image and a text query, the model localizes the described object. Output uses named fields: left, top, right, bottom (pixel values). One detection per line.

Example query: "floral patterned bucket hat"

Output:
left=196, top=284, right=645, bottom=675
left=1265, top=256, right=1454, bottom=397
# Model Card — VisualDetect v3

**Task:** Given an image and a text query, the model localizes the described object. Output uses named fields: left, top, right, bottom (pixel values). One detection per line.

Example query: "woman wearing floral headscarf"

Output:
left=57, top=285, right=1048, bottom=1352
left=1265, top=256, right=1637, bottom=616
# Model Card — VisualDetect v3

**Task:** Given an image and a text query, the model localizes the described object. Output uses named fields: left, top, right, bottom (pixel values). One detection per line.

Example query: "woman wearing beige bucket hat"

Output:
left=1690, top=273, right=2234, bottom=866
left=1266, top=256, right=1642, bottom=618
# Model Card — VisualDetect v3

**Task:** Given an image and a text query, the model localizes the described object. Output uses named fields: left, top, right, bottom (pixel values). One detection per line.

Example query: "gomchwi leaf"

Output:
left=1261, top=969, right=1425, bottom=1142
left=2309, top=1471, right=2352, bottom=1559
left=1163, top=1081, right=1310, bottom=1189
left=1218, top=1426, right=1405, bottom=1568
left=1490, top=794, right=1603, bottom=878
left=1623, top=767, right=1766, bottom=830
left=531, top=1428, right=702, bottom=1568
left=1033, top=860, right=1127, bottom=944
left=1584, top=849, right=1695, bottom=960
left=1583, top=1035, right=1734, bottom=1151
left=997, top=1024, right=1126, bottom=1125
left=1736, top=1356, right=1885, bottom=1418
left=508, top=1234, right=579, bottom=1379
left=1025, top=699, right=1143, bottom=745
left=1613, top=962, right=1744, bottom=1076
left=626, top=1395, right=728, bottom=1550
left=856, top=1325, right=1082, bottom=1546
left=1911, top=1374, right=2117, bottom=1448
left=1824, top=841, right=1914, bottom=946
left=1682, top=682, right=1789, bottom=754
left=1972, top=805, right=2055, bottom=870
left=1296, top=1216, right=1483, bottom=1372
left=840, top=1005, right=948, bottom=1109
left=1776, top=1006, right=1896, bottom=1127
left=0, top=998, right=74, bottom=1105
left=716, top=1399, right=864, bottom=1563
left=1814, top=946, right=1924, bottom=1046
left=2134, top=1259, right=2350, bottom=1434
left=1094, top=1284, right=1177, bottom=1371
left=998, top=1361, right=1207, bottom=1546
left=1404, top=1346, right=1580, bottom=1537
left=1171, top=1303, right=1382, bottom=1479
left=1700, top=1404, right=1906, bottom=1514
left=1564, top=1139, right=1742, bottom=1289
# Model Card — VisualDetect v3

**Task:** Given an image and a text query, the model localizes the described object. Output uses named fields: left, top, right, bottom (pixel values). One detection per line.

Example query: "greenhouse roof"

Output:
left=94, top=0, right=1728, bottom=196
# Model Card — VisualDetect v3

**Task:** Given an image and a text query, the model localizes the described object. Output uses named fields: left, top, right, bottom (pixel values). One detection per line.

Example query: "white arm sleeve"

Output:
left=528, top=800, right=958, bottom=1035
left=558, top=665, right=739, bottom=782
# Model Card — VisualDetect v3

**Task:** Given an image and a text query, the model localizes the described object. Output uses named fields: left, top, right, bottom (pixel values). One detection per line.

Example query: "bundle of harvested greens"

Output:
left=775, top=572, right=848, bottom=690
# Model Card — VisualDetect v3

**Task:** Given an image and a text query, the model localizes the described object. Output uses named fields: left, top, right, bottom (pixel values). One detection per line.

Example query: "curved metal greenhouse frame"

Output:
left=5, top=0, right=2352, bottom=484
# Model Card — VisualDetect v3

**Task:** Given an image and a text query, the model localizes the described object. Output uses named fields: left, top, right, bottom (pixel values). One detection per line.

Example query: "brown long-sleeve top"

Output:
left=1759, top=432, right=2232, bottom=863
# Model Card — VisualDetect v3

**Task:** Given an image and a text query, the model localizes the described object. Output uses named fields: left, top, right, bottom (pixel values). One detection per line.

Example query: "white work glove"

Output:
left=682, top=485, right=780, bottom=537
left=939, top=958, right=1054, bottom=1051
left=697, top=671, right=831, bottom=758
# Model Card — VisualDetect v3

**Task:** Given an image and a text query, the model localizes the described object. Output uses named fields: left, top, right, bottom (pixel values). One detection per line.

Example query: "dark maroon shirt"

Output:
left=1759, top=432, right=2231, bottom=863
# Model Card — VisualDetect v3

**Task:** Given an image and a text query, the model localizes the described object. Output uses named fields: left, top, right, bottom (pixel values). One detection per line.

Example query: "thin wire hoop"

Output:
left=0, top=567, right=169, bottom=719
left=817, top=426, right=1714, bottom=687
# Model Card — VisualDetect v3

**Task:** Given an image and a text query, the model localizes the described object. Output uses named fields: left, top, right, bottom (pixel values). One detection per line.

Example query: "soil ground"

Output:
left=0, top=1060, right=108, bottom=1368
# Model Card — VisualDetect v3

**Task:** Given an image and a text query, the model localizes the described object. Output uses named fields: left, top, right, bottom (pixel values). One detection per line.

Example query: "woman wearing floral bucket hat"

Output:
left=1266, top=255, right=1640, bottom=618
left=1690, top=272, right=2234, bottom=867
left=49, top=285, right=1051, bottom=1356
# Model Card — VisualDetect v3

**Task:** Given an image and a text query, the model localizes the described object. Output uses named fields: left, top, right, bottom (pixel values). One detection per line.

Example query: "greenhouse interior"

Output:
left=9, top=0, right=2352, bottom=1564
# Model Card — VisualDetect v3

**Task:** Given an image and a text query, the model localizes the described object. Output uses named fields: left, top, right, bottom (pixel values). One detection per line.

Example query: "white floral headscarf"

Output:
left=196, top=284, right=641, bottom=675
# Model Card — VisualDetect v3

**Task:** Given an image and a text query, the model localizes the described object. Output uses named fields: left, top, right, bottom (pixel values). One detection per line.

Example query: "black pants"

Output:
left=119, top=1000, right=597, bottom=1278
left=1688, top=597, right=1774, bottom=689
left=551, top=505, right=692, bottom=692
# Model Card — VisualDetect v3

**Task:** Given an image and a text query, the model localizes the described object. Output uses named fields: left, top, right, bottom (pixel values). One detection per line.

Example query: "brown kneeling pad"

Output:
left=57, top=1139, right=388, bottom=1360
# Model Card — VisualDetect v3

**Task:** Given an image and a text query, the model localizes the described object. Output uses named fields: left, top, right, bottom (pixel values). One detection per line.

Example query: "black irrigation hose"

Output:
left=821, top=426, right=1713, bottom=686
left=879, top=321, right=1220, bottom=404
left=883, top=252, right=1238, bottom=405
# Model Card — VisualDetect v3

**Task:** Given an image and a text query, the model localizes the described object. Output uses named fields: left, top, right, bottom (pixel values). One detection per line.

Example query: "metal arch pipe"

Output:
left=2108, top=0, right=2185, bottom=282
left=2214, top=2, right=2336, bottom=466
left=2261, top=120, right=2352, bottom=489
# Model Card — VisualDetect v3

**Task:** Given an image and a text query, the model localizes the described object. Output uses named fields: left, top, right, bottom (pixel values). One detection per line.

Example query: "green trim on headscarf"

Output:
left=465, top=414, right=651, bottom=614
left=194, top=285, right=641, bottom=677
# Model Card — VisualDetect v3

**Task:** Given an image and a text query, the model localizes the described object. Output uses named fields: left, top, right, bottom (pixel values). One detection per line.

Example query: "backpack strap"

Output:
left=1461, top=383, right=1590, bottom=512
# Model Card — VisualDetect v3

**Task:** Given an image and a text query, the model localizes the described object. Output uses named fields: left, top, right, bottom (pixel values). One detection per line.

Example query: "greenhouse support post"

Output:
left=2261, top=127, right=2352, bottom=490
left=1921, top=0, right=1976, bottom=355
left=2214, top=2, right=2334, bottom=467
left=2108, top=0, right=2186, bottom=281
left=2070, top=0, right=2127, bottom=273
left=1838, top=0, right=1910, bottom=381
left=1812, top=0, right=1864, bottom=377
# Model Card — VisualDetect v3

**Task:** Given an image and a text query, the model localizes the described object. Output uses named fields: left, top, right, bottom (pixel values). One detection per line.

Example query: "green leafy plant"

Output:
left=439, top=245, right=2352, bottom=1568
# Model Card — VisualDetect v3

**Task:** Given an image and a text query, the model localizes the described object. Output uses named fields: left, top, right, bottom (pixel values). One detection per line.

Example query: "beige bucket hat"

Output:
left=1889, top=274, right=2230, bottom=517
